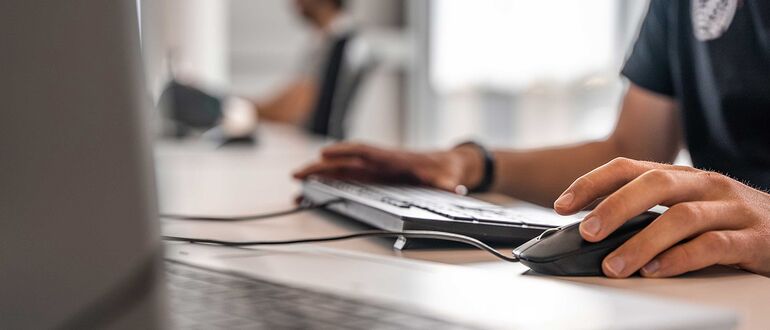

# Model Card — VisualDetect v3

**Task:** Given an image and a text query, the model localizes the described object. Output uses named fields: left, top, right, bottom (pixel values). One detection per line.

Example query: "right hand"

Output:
left=292, top=143, right=483, bottom=192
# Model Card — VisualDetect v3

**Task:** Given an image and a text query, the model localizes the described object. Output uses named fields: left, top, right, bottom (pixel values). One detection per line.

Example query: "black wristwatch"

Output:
left=454, top=141, right=495, bottom=193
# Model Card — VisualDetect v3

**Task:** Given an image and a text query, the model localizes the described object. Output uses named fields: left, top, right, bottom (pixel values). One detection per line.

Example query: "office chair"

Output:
left=307, top=32, right=376, bottom=139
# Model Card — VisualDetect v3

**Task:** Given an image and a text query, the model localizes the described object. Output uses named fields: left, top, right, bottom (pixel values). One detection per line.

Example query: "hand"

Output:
left=553, top=157, right=770, bottom=278
left=293, top=142, right=484, bottom=191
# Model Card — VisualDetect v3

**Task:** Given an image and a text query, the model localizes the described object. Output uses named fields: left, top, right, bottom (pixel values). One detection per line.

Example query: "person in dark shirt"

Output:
left=293, top=0, right=770, bottom=278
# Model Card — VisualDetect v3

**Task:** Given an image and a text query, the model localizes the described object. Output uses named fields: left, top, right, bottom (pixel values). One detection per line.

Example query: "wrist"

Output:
left=451, top=143, right=485, bottom=190
left=454, top=141, right=496, bottom=193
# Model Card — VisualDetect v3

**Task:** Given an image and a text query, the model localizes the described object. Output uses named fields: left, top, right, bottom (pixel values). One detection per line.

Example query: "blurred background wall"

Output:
left=141, top=0, right=650, bottom=150
left=227, top=0, right=408, bottom=146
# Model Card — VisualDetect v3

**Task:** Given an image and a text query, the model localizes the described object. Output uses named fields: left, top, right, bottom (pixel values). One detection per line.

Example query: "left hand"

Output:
left=553, top=157, right=770, bottom=278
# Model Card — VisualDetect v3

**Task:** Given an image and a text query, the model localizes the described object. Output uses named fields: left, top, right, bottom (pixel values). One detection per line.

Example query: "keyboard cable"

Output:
left=159, top=199, right=344, bottom=221
left=162, top=230, right=520, bottom=263
left=159, top=197, right=520, bottom=262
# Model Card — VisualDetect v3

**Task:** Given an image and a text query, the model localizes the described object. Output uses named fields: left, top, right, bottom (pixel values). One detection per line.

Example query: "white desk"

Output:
left=157, top=123, right=770, bottom=330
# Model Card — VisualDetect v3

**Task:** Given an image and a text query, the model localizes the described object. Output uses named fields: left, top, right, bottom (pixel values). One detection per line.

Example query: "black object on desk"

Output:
left=513, top=211, right=660, bottom=276
left=158, top=80, right=223, bottom=138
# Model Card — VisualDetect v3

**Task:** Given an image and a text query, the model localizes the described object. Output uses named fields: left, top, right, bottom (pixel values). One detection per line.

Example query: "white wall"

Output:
left=164, top=0, right=229, bottom=89
left=424, top=0, right=650, bottom=149
left=228, top=0, right=308, bottom=96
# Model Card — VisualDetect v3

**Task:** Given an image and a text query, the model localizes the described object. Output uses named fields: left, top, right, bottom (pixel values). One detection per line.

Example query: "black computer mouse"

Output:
left=513, top=211, right=660, bottom=276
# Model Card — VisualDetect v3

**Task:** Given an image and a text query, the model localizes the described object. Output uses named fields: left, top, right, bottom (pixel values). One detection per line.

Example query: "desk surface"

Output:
left=157, top=123, right=770, bottom=330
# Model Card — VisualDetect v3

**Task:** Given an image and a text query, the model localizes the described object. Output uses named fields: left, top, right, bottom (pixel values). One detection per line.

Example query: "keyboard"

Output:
left=322, top=179, right=531, bottom=224
left=166, top=261, right=475, bottom=330
left=302, top=177, right=568, bottom=245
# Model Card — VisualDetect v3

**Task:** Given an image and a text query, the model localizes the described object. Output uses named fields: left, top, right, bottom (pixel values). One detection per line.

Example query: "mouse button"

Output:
left=536, top=226, right=561, bottom=240
left=518, top=225, right=585, bottom=262
left=512, top=225, right=571, bottom=259
left=512, top=239, right=536, bottom=260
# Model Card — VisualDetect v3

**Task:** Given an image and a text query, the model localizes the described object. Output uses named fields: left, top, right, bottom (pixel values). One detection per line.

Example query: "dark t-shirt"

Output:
left=622, top=0, right=770, bottom=190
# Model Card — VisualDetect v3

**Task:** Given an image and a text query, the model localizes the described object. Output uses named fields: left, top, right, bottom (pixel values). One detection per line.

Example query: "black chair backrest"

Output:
left=307, top=32, right=373, bottom=139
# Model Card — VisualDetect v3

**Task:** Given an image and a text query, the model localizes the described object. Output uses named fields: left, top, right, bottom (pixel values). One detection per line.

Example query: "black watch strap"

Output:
left=455, top=141, right=495, bottom=193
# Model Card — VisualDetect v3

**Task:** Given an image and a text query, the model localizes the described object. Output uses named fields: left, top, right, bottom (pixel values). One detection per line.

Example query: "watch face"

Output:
left=692, top=0, right=738, bottom=41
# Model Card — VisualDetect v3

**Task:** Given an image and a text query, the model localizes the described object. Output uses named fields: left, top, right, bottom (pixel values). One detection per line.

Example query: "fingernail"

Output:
left=642, top=259, right=660, bottom=275
left=606, top=256, right=626, bottom=276
left=581, top=216, right=601, bottom=236
left=554, top=192, right=574, bottom=209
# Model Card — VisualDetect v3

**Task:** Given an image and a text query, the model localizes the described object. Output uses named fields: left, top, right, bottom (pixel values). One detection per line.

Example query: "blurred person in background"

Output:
left=256, top=0, right=353, bottom=125
left=295, top=0, right=770, bottom=278
left=164, top=0, right=359, bottom=138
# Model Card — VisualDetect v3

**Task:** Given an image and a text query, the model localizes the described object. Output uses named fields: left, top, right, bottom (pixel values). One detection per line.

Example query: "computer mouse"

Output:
left=512, top=211, right=660, bottom=276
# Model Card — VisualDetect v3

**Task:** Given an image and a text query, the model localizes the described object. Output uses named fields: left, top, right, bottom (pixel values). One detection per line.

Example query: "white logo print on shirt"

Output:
left=692, top=0, right=738, bottom=41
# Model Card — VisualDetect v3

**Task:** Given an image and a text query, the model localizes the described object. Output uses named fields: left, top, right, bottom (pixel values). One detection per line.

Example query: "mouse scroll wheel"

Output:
left=536, top=227, right=561, bottom=240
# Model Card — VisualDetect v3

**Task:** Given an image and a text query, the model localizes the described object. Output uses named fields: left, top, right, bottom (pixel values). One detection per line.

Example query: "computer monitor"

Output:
left=0, top=1, right=163, bottom=328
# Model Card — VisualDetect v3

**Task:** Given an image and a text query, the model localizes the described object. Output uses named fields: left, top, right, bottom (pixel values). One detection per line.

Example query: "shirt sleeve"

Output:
left=621, top=0, right=675, bottom=97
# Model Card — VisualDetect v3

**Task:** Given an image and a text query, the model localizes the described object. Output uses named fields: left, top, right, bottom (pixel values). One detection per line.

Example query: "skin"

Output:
left=253, top=0, right=343, bottom=125
left=254, top=79, right=317, bottom=124
left=294, top=83, right=770, bottom=278
left=554, top=158, right=770, bottom=278
left=295, top=84, right=680, bottom=203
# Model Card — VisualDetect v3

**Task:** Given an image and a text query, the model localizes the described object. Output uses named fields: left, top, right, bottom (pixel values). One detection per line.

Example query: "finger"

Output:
left=305, top=168, right=385, bottom=183
left=579, top=169, right=712, bottom=242
left=639, top=230, right=747, bottom=278
left=601, top=201, right=739, bottom=278
left=432, top=176, right=462, bottom=192
left=554, top=158, right=662, bottom=215
left=292, top=157, right=367, bottom=179
left=554, top=158, right=696, bottom=215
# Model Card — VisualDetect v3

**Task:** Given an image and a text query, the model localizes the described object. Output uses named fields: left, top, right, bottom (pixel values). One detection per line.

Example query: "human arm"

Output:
left=294, top=83, right=681, bottom=207
left=491, top=84, right=681, bottom=205
left=254, top=78, right=317, bottom=124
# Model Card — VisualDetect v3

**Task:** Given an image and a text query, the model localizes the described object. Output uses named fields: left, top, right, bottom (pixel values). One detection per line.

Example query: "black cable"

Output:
left=159, top=199, right=344, bottom=221
left=162, top=230, right=519, bottom=263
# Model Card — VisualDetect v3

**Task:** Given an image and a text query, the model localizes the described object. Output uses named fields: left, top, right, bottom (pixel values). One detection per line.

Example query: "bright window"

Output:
left=426, top=0, right=648, bottom=148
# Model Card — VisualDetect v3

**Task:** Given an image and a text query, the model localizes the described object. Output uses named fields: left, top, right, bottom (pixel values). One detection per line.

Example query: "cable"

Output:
left=162, top=230, right=519, bottom=263
left=159, top=198, right=520, bottom=262
left=159, top=199, right=344, bottom=221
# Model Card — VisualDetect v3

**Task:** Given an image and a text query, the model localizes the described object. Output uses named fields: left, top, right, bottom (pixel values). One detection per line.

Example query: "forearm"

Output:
left=483, top=84, right=680, bottom=207
left=255, top=79, right=316, bottom=124
left=490, top=140, right=622, bottom=207
left=257, top=101, right=306, bottom=124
